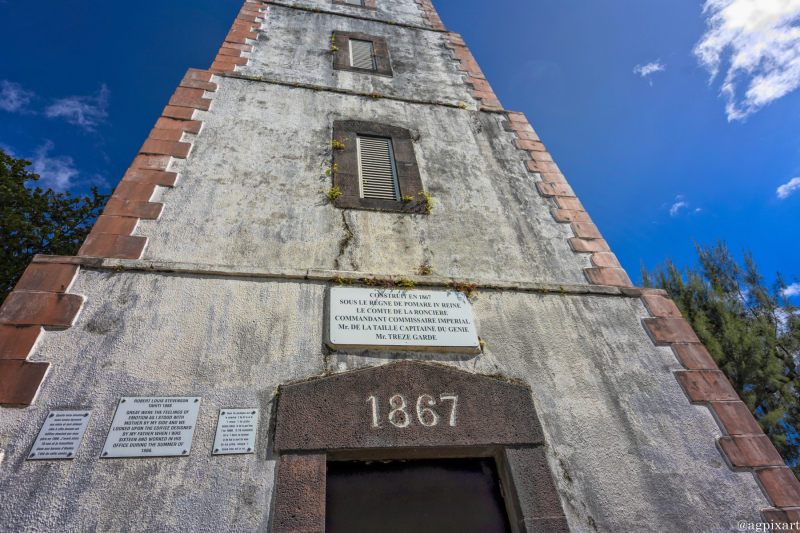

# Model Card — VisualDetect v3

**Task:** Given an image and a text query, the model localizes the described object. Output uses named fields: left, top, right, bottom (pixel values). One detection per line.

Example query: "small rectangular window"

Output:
left=350, top=39, right=376, bottom=70
left=345, top=0, right=364, bottom=5
left=357, top=137, right=399, bottom=201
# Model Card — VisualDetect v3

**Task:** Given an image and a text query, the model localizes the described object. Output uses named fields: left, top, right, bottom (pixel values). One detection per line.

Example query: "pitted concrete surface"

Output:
left=0, top=272, right=768, bottom=532
left=271, top=0, right=431, bottom=27
left=140, top=79, right=590, bottom=284
left=242, top=8, right=470, bottom=105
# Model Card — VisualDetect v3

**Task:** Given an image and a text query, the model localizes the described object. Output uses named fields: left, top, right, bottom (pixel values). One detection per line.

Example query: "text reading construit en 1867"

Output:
left=28, top=411, right=92, bottom=460
left=212, top=409, right=259, bottom=455
left=101, top=397, right=201, bottom=458
left=329, top=288, right=479, bottom=352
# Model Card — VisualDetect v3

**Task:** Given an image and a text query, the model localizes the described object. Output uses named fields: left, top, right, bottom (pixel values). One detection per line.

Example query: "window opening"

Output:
left=345, top=0, right=365, bottom=5
left=350, top=39, right=376, bottom=70
left=357, top=136, right=399, bottom=201
left=326, top=458, right=513, bottom=533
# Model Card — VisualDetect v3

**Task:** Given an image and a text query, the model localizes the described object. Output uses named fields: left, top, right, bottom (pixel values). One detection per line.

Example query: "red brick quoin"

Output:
left=0, top=264, right=83, bottom=405
left=641, top=293, right=800, bottom=527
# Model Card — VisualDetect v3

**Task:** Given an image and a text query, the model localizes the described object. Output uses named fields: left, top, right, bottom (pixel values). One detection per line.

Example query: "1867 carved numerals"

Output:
left=367, top=394, right=458, bottom=428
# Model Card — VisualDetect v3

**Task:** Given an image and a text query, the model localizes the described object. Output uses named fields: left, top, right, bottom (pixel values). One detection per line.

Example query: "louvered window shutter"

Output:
left=350, top=40, right=376, bottom=70
left=357, top=137, right=399, bottom=201
left=345, top=0, right=364, bottom=5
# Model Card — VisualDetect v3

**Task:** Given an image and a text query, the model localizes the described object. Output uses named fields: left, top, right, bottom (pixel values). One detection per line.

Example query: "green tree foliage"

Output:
left=1, top=148, right=110, bottom=304
left=642, top=241, right=800, bottom=478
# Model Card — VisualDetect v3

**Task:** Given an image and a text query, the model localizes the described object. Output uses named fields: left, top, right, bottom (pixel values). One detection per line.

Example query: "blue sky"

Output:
left=1, top=0, right=798, bottom=295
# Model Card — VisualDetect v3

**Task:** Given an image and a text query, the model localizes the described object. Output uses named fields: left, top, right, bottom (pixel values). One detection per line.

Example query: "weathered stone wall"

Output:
left=0, top=270, right=769, bottom=532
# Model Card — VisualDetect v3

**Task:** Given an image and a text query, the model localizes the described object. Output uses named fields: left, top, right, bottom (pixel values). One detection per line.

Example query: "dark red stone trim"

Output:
left=414, top=0, right=445, bottom=30
left=272, top=361, right=569, bottom=530
left=332, top=32, right=393, bottom=77
left=0, top=360, right=50, bottom=406
left=640, top=292, right=798, bottom=524
left=444, top=32, right=502, bottom=110
left=210, top=0, right=265, bottom=73
left=332, top=0, right=377, bottom=11
left=0, top=325, right=42, bottom=361
left=332, top=120, right=427, bottom=214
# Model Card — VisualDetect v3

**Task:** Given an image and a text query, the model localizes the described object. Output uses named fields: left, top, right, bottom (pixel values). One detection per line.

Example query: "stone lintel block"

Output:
left=757, top=467, right=800, bottom=507
left=0, top=325, right=43, bottom=360
left=536, top=182, right=574, bottom=197
left=642, top=294, right=682, bottom=318
left=272, top=453, right=326, bottom=533
left=183, top=68, right=213, bottom=82
left=643, top=317, right=700, bottom=344
left=0, top=292, right=84, bottom=327
left=572, top=222, right=602, bottom=239
left=103, top=197, right=164, bottom=219
left=168, top=95, right=212, bottom=111
left=14, top=263, right=79, bottom=293
left=585, top=267, right=633, bottom=287
left=113, top=182, right=158, bottom=202
left=553, top=209, right=592, bottom=223
left=590, top=252, right=621, bottom=268
left=131, top=154, right=171, bottom=171
left=179, top=78, right=219, bottom=92
left=719, top=435, right=786, bottom=468
left=674, top=343, right=718, bottom=370
left=154, top=117, right=203, bottom=134
left=710, top=401, right=762, bottom=435
left=762, top=507, right=800, bottom=527
left=162, top=105, right=196, bottom=120
left=0, top=360, right=49, bottom=405
left=122, top=169, right=179, bottom=186
left=140, top=139, right=191, bottom=158
left=90, top=216, right=139, bottom=236
left=675, top=370, right=740, bottom=402
left=569, top=238, right=610, bottom=253
left=78, top=234, right=147, bottom=259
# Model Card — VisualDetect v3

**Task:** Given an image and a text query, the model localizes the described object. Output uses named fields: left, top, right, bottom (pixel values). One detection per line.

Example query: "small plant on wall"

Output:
left=331, top=34, right=338, bottom=54
left=418, top=190, right=436, bottom=212
left=417, top=260, right=435, bottom=275
left=331, top=138, right=349, bottom=150
left=325, top=163, right=338, bottom=176
left=447, top=281, right=478, bottom=299
left=323, top=186, right=341, bottom=202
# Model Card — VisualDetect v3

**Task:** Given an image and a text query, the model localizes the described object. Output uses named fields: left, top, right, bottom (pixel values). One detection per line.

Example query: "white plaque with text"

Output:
left=329, top=288, right=480, bottom=352
left=101, top=397, right=201, bottom=458
left=212, top=409, right=259, bottom=455
left=28, top=410, right=92, bottom=460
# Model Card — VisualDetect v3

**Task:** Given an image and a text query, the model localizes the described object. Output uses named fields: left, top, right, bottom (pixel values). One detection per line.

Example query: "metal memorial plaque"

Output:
left=27, top=410, right=92, bottom=460
left=329, top=288, right=480, bottom=353
left=212, top=409, right=259, bottom=455
left=101, top=397, right=201, bottom=458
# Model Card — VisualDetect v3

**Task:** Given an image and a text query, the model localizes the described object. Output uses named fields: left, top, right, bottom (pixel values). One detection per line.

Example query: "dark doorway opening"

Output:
left=326, top=457, right=513, bottom=533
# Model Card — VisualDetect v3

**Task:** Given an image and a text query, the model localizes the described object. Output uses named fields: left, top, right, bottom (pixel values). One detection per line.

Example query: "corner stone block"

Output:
left=676, top=370, right=740, bottom=402
left=756, top=467, right=800, bottom=507
left=556, top=197, right=584, bottom=211
left=569, top=238, right=610, bottom=253
left=14, top=263, right=79, bottom=293
left=0, top=292, right=84, bottom=328
left=642, top=294, right=683, bottom=318
left=162, top=106, right=196, bottom=120
left=131, top=154, right=172, bottom=171
left=762, top=508, right=800, bottom=528
left=673, top=343, right=718, bottom=370
left=272, top=453, right=326, bottom=533
left=113, top=182, right=158, bottom=202
left=103, top=197, right=164, bottom=219
left=78, top=234, right=147, bottom=259
left=589, top=252, right=621, bottom=269
left=572, top=222, right=603, bottom=240
left=719, top=435, right=786, bottom=468
left=0, top=360, right=49, bottom=405
left=643, top=317, right=700, bottom=344
left=0, top=325, right=43, bottom=360
left=90, top=215, right=139, bottom=236
left=536, top=182, right=574, bottom=197
left=553, top=209, right=592, bottom=223
left=585, top=267, right=633, bottom=287
left=122, top=169, right=179, bottom=187
left=709, top=401, right=762, bottom=435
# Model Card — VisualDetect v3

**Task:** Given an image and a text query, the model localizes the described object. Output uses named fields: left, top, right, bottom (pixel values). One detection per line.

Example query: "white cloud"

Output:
left=670, top=200, right=689, bottom=216
left=695, top=0, right=800, bottom=120
left=777, top=177, right=800, bottom=198
left=30, top=141, right=79, bottom=191
left=0, top=80, right=35, bottom=113
left=634, top=61, right=666, bottom=77
left=785, top=283, right=800, bottom=297
left=44, top=85, right=109, bottom=131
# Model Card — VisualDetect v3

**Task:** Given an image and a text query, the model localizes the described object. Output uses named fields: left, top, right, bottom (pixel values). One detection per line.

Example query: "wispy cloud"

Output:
left=30, top=141, right=80, bottom=191
left=634, top=61, right=665, bottom=77
left=44, top=85, right=109, bottom=131
left=0, top=80, right=35, bottom=113
left=670, top=200, right=689, bottom=216
left=777, top=177, right=800, bottom=198
left=694, top=0, right=800, bottom=120
left=785, top=283, right=800, bottom=297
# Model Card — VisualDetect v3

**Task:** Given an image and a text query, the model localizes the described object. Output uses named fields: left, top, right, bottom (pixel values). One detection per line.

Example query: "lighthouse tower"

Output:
left=1, top=0, right=797, bottom=531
